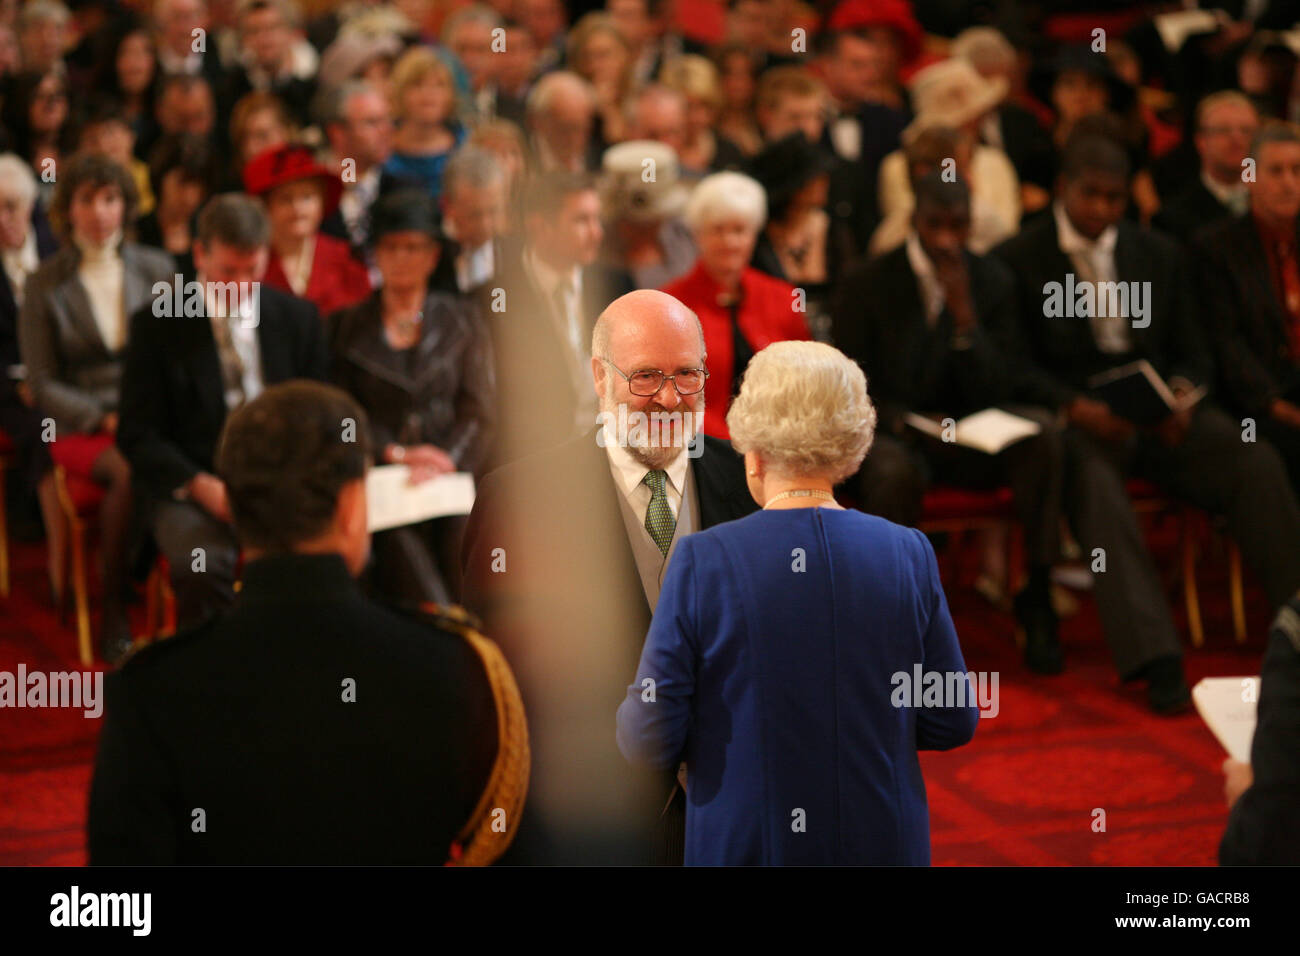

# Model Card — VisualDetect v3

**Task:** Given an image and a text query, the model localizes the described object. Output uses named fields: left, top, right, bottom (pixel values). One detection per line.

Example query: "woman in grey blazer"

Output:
left=18, top=154, right=174, bottom=661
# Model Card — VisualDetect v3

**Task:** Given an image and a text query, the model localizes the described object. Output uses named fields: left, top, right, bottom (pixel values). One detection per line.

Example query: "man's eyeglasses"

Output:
left=601, top=358, right=709, bottom=396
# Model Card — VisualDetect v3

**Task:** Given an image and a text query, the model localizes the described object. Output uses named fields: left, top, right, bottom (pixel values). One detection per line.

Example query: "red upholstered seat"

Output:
left=921, top=485, right=1015, bottom=523
left=0, top=427, right=14, bottom=455
left=62, top=471, right=105, bottom=516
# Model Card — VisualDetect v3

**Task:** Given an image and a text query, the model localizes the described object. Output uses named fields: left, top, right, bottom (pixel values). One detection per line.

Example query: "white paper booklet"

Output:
left=366, top=466, right=476, bottom=532
left=1192, top=677, right=1260, bottom=764
left=904, top=408, right=1042, bottom=455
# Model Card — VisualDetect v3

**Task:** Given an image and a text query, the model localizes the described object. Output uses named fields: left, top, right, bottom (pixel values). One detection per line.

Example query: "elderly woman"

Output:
left=598, top=140, right=696, bottom=289
left=18, top=154, right=175, bottom=662
left=244, top=142, right=371, bottom=318
left=328, top=190, right=494, bottom=605
left=617, top=340, right=979, bottom=865
left=658, top=54, right=748, bottom=177
left=0, top=153, right=60, bottom=588
left=661, top=171, right=810, bottom=440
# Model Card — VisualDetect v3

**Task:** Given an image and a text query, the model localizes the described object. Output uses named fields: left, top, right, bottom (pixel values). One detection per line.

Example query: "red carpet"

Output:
left=0, top=525, right=1269, bottom=866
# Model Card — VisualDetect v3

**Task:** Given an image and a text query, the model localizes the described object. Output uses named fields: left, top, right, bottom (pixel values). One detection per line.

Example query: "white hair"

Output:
left=441, top=2, right=503, bottom=47
left=0, top=154, right=39, bottom=208
left=684, top=171, right=766, bottom=235
left=726, top=341, right=876, bottom=483
left=525, top=70, right=596, bottom=122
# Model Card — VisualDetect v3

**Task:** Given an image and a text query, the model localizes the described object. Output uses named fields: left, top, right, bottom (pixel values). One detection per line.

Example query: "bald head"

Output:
left=592, top=290, right=707, bottom=467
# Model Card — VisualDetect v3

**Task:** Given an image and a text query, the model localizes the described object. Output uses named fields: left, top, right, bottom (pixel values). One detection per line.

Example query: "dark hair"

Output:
left=71, top=94, right=131, bottom=150
left=368, top=189, right=441, bottom=247
left=90, top=13, right=158, bottom=106
left=523, top=170, right=596, bottom=221
left=195, top=192, right=271, bottom=249
left=747, top=132, right=833, bottom=222
left=1249, top=119, right=1300, bottom=160
left=0, top=70, right=70, bottom=162
left=913, top=171, right=970, bottom=212
left=1058, top=130, right=1131, bottom=184
left=50, top=153, right=138, bottom=239
left=216, top=381, right=372, bottom=552
left=147, top=132, right=219, bottom=203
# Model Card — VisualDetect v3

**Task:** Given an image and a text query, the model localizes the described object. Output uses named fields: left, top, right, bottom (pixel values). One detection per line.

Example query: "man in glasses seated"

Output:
left=462, top=288, right=756, bottom=865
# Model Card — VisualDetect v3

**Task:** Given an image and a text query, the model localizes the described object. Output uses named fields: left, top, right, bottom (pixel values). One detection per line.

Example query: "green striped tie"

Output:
left=643, top=469, right=676, bottom=557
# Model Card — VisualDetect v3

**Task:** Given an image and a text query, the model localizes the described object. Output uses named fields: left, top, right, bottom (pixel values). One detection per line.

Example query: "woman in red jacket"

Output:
left=662, top=171, right=810, bottom=439
left=243, top=143, right=371, bottom=318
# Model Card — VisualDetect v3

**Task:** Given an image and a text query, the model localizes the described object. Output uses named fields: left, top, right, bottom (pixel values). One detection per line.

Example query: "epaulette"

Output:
left=410, top=601, right=530, bottom=866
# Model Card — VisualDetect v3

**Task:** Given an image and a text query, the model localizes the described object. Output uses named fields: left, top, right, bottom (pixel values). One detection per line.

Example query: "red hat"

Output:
left=242, top=144, right=343, bottom=215
left=826, top=0, right=924, bottom=65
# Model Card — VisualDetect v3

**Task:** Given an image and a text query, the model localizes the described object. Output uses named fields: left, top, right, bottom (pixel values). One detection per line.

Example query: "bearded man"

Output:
left=461, top=289, right=756, bottom=865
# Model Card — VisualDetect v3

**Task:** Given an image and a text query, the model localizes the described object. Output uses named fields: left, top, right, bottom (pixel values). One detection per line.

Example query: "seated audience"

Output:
left=566, top=11, right=635, bottom=148
left=117, top=194, right=328, bottom=630
left=135, top=133, right=218, bottom=279
left=224, top=0, right=317, bottom=128
left=243, top=142, right=371, bottom=318
left=836, top=173, right=1064, bottom=673
left=18, top=155, right=175, bottom=662
left=439, top=145, right=509, bottom=295
left=90, top=380, right=524, bottom=865
left=229, top=90, right=293, bottom=171
left=991, top=133, right=1300, bottom=713
left=525, top=70, right=599, bottom=174
left=617, top=339, right=978, bottom=864
left=657, top=54, right=747, bottom=177
left=661, top=171, right=809, bottom=439
left=1194, top=121, right=1300, bottom=488
left=328, top=191, right=494, bottom=605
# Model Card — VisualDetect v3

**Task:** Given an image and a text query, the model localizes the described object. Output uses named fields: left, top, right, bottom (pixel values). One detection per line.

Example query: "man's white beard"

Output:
left=600, top=378, right=703, bottom=471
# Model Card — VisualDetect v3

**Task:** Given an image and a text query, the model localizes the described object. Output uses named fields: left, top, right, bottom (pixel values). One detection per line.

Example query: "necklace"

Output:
left=763, top=489, right=835, bottom=508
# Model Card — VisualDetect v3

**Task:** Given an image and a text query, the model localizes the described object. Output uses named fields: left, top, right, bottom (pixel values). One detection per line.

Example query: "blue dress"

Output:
left=616, top=507, right=979, bottom=865
left=383, top=125, right=465, bottom=201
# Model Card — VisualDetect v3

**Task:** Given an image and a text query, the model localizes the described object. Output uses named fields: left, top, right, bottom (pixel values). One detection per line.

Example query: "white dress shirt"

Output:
left=1201, top=170, right=1249, bottom=215
left=204, top=278, right=264, bottom=410
left=603, top=429, right=688, bottom=521
left=1053, top=201, right=1130, bottom=353
left=905, top=231, right=946, bottom=328
left=2, top=230, right=38, bottom=308
left=456, top=239, right=496, bottom=292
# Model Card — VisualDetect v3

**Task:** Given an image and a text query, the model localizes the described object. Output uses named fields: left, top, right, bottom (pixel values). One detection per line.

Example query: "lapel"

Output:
left=690, top=434, right=750, bottom=529
left=1041, top=215, right=1100, bottom=356
left=1113, top=224, right=1149, bottom=348
left=575, top=429, right=652, bottom=618
left=255, top=291, right=291, bottom=384
left=120, top=244, right=151, bottom=329
left=50, top=249, right=110, bottom=357
left=341, top=294, right=456, bottom=395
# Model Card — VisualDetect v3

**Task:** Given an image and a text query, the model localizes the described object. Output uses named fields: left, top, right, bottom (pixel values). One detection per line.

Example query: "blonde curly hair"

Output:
left=726, top=341, right=876, bottom=483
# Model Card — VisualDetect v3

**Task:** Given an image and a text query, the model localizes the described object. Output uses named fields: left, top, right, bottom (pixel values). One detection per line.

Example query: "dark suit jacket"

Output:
left=1220, top=593, right=1300, bottom=865
left=1192, top=213, right=1300, bottom=418
left=1153, top=178, right=1233, bottom=242
left=460, top=428, right=757, bottom=863
left=87, top=552, right=498, bottom=864
left=989, top=213, right=1212, bottom=410
left=328, top=289, right=496, bottom=474
left=832, top=243, right=1015, bottom=436
left=117, top=283, right=328, bottom=500
left=479, top=246, right=633, bottom=466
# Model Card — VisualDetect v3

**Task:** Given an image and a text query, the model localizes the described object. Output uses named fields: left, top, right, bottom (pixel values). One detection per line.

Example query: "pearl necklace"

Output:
left=763, top=489, right=835, bottom=509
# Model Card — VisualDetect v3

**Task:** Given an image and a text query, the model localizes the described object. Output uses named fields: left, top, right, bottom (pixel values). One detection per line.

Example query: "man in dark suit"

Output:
left=438, top=145, right=510, bottom=296
left=991, top=133, right=1300, bottom=714
left=221, top=0, right=317, bottom=127
left=481, top=171, right=632, bottom=466
left=1154, top=91, right=1257, bottom=241
left=462, top=289, right=756, bottom=864
left=835, top=173, right=1064, bottom=674
left=118, top=194, right=327, bottom=630
left=90, top=381, right=524, bottom=865
left=1194, top=121, right=1300, bottom=488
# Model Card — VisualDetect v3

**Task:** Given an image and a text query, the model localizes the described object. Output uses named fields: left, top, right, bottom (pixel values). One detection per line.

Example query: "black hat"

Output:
left=747, top=133, right=836, bottom=222
left=1031, top=45, right=1136, bottom=116
left=367, top=189, right=442, bottom=247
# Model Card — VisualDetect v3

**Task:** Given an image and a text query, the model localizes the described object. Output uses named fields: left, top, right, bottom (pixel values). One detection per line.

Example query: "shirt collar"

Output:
left=904, top=230, right=946, bottom=324
left=1202, top=170, right=1247, bottom=207
left=603, top=421, right=690, bottom=503
left=525, top=245, right=580, bottom=298
left=1054, top=201, right=1117, bottom=257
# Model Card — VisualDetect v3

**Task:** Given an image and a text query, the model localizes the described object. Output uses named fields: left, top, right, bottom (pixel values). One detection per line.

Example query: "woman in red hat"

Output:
left=243, top=143, right=371, bottom=319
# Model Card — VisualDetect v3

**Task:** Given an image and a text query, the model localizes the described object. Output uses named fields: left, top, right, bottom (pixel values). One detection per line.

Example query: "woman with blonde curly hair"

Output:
left=617, top=339, right=978, bottom=865
left=565, top=12, right=634, bottom=146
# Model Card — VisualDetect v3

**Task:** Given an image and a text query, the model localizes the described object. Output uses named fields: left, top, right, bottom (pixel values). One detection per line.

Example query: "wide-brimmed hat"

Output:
left=317, top=31, right=404, bottom=90
left=746, top=132, right=837, bottom=219
left=902, top=57, right=1008, bottom=144
left=1030, top=45, right=1136, bottom=116
left=600, top=140, right=689, bottom=223
left=243, top=144, right=344, bottom=214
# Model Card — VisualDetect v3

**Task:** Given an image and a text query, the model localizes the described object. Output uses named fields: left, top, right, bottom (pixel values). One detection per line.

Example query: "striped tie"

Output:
left=643, top=469, right=676, bottom=557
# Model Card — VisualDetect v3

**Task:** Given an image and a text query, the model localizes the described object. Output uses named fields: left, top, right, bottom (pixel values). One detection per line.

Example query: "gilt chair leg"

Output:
left=1228, top=542, right=1247, bottom=644
left=1181, top=510, right=1204, bottom=649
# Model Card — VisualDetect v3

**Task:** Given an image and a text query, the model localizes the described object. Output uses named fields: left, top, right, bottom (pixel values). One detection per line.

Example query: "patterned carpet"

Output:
left=0, top=521, right=1268, bottom=866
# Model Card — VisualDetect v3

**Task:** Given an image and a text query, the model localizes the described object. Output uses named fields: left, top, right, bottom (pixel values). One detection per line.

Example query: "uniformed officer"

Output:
left=88, top=381, right=527, bottom=865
